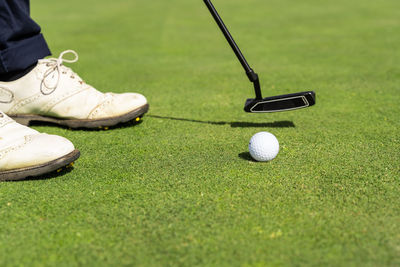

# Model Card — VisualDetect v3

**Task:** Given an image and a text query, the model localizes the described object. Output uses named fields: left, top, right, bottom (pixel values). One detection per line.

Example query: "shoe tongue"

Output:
left=41, top=70, right=60, bottom=94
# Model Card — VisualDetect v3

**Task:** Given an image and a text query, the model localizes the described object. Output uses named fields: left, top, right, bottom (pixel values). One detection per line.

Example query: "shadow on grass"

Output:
left=148, top=115, right=295, bottom=128
left=6, top=166, right=75, bottom=183
left=238, top=152, right=257, bottom=162
left=25, top=119, right=143, bottom=131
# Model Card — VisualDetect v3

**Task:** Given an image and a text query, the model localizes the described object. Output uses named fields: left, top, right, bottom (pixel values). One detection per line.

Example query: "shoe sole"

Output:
left=9, top=104, right=149, bottom=129
left=0, top=149, right=80, bottom=182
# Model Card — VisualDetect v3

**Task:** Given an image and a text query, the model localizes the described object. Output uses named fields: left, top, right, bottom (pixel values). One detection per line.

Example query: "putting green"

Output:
left=1, top=0, right=399, bottom=265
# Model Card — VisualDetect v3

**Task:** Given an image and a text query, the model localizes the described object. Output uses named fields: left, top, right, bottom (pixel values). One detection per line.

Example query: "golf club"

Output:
left=203, top=0, right=316, bottom=113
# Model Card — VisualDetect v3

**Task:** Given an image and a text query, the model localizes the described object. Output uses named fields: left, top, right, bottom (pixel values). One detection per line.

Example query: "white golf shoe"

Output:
left=0, top=50, right=149, bottom=129
left=0, top=112, right=79, bottom=181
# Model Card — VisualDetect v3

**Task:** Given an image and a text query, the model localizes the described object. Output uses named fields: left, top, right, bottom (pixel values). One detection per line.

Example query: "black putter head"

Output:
left=204, top=0, right=316, bottom=114
left=244, top=91, right=316, bottom=113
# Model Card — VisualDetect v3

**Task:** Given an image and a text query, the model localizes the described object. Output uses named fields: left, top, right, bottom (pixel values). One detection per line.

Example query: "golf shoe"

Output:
left=0, top=50, right=149, bottom=129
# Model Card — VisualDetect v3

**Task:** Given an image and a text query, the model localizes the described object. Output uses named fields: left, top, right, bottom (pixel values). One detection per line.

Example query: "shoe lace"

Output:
left=39, top=50, right=81, bottom=95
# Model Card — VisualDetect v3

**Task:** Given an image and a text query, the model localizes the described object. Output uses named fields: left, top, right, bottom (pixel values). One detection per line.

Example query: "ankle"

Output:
left=0, top=63, right=37, bottom=82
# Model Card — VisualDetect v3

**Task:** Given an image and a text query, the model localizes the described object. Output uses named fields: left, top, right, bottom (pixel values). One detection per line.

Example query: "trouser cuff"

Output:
left=0, top=34, right=51, bottom=74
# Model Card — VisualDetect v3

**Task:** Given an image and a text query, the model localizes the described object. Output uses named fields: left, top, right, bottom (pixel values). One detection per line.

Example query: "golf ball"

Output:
left=248, top=132, right=279, bottom=162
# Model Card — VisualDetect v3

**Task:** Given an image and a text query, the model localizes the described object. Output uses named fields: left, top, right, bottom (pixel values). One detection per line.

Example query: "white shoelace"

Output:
left=39, top=50, right=81, bottom=95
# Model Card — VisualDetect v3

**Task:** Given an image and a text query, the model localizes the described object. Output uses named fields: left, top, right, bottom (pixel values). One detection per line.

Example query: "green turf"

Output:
left=1, top=0, right=399, bottom=265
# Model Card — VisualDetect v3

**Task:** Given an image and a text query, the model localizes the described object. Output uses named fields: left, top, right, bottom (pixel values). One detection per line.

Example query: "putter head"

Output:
left=244, top=91, right=316, bottom=113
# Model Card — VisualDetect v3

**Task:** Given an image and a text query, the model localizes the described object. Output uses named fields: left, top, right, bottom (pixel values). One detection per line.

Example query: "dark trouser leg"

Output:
left=0, top=0, right=51, bottom=79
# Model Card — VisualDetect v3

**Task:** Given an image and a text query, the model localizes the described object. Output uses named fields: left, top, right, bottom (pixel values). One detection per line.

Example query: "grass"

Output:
left=1, top=0, right=399, bottom=265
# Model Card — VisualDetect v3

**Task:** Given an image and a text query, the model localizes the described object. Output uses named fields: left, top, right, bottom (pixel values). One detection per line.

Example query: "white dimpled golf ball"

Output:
left=249, top=132, right=279, bottom=162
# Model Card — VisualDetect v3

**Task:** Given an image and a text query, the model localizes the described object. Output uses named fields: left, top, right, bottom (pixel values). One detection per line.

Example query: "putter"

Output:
left=204, top=0, right=316, bottom=113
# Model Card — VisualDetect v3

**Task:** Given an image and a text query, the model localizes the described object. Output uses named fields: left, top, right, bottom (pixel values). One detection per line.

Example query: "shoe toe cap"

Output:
left=89, top=92, right=148, bottom=119
left=115, top=92, right=147, bottom=109
left=0, top=134, right=75, bottom=171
